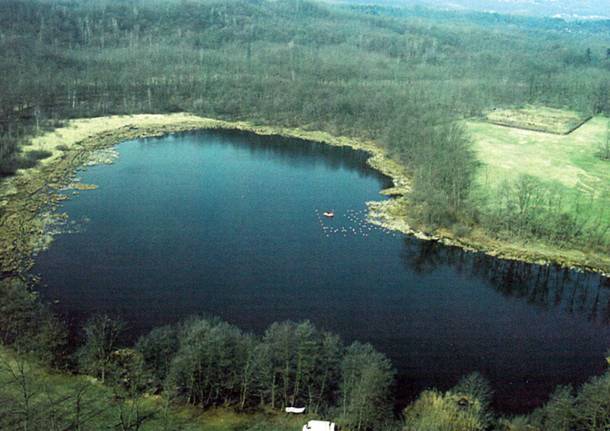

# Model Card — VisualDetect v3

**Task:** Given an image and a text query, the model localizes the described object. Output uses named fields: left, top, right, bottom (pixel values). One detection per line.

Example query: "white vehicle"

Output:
left=302, top=420, right=336, bottom=431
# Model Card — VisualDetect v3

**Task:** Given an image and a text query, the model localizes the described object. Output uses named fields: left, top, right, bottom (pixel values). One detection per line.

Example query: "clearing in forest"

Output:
left=467, top=114, right=609, bottom=194
left=484, top=105, right=591, bottom=135
left=466, top=113, right=610, bottom=223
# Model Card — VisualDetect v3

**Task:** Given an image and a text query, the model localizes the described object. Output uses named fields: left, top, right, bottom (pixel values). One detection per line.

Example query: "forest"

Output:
left=1, top=0, right=610, bottom=429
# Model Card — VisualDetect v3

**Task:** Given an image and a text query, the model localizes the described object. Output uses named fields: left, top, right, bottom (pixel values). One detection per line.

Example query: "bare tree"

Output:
left=0, top=355, right=37, bottom=431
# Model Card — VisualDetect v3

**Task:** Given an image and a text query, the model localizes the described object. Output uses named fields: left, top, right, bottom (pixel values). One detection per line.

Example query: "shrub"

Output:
left=0, top=135, right=21, bottom=175
left=403, top=373, right=492, bottom=431
left=0, top=280, right=68, bottom=367
left=17, top=149, right=53, bottom=169
left=403, top=390, right=487, bottom=431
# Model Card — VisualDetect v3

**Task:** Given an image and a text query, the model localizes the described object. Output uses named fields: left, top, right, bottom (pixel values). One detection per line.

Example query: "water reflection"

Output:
left=402, top=238, right=610, bottom=325
left=146, top=129, right=393, bottom=185
left=32, top=130, right=610, bottom=413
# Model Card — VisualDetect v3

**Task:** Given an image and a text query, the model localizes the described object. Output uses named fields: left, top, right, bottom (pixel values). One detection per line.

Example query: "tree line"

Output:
left=91, top=316, right=396, bottom=431
left=478, top=174, right=610, bottom=251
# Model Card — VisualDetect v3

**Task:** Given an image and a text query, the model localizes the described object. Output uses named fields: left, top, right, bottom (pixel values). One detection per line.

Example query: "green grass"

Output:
left=467, top=115, right=610, bottom=200
left=464, top=112, right=610, bottom=264
left=0, top=347, right=308, bottom=431
left=484, top=105, right=591, bottom=135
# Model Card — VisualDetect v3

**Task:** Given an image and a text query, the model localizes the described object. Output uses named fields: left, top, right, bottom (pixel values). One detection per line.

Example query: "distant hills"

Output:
left=333, top=0, right=610, bottom=20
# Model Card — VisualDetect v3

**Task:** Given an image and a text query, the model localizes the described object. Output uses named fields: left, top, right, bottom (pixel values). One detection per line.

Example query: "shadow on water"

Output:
left=396, top=237, right=610, bottom=413
left=402, top=238, right=610, bottom=326
left=149, top=129, right=393, bottom=185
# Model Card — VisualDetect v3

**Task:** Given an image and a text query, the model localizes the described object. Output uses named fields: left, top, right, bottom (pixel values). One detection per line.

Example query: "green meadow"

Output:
left=465, top=108, right=610, bottom=269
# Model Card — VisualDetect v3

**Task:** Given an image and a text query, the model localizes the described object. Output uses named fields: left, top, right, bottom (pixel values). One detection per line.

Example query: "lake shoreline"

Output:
left=0, top=112, right=608, bottom=280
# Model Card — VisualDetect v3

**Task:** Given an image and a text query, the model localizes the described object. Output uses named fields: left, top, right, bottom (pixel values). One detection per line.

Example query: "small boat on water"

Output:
left=323, top=211, right=335, bottom=218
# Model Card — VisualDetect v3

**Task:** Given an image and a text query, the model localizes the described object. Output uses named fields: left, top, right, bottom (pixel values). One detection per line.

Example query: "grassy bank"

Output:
left=0, top=112, right=608, bottom=280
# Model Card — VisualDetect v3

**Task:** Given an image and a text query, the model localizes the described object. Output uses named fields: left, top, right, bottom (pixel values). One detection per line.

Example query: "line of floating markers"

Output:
left=315, top=208, right=398, bottom=238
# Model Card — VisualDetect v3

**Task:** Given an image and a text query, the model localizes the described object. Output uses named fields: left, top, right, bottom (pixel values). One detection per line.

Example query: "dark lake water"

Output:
left=33, top=130, right=610, bottom=413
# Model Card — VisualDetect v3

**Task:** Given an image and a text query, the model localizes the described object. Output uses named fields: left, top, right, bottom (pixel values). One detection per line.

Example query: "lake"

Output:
left=33, top=130, right=610, bottom=413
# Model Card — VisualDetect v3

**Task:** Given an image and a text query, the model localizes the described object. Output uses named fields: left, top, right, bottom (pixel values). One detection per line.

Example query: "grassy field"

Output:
left=468, top=115, right=610, bottom=196
left=484, top=105, right=591, bottom=134
left=0, top=347, right=307, bottom=431
left=463, top=110, right=610, bottom=270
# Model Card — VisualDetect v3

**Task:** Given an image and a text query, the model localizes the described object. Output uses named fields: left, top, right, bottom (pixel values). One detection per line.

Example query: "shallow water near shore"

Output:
left=32, top=130, right=610, bottom=413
